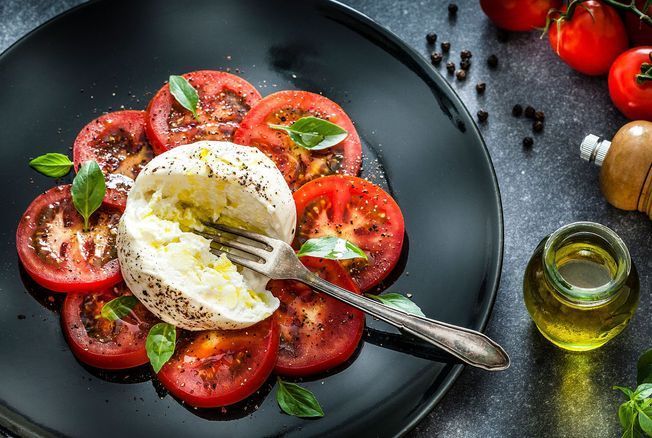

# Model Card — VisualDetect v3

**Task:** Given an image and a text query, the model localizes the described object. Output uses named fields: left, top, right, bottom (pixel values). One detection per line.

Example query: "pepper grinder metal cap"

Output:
left=580, top=134, right=611, bottom=167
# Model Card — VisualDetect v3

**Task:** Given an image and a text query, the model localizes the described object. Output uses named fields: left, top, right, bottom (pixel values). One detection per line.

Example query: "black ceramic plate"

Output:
left=0, top=0, right=503, bottom=436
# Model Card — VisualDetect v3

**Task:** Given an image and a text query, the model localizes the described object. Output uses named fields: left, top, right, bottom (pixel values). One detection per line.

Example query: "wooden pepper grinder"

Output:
left=580, top=121, right=652, bottom=218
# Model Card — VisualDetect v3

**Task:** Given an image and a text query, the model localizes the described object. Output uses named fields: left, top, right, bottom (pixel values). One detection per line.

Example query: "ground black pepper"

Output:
left=448, top=3, right=458, bottom=15
left=512, top=104, right=523, bottom=117
left=477, top=110, right=488, bottom=122
left=487, top=54, right=499, bottom=69
left=426, top=32, right=437, bottom=44
left=533, top=121, right=544, bottom=132
left=441, top=41, right=451, bottom=52
left=460, top=59, right=471, bottom=71
left=431, top=52, right=443, bottom=65
left=455, top=69, right=466, bottom=81
left=476, top=82, right=486, bottom=94
left=525, top=105, right=536, bottom=119
left=523, top=137, right=534, bottom=148
left=446, top=61, right=455, bottom=73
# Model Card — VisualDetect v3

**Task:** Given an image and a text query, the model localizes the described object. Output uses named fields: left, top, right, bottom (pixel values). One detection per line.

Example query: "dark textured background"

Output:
left=2, top=0, right=650, bottom=437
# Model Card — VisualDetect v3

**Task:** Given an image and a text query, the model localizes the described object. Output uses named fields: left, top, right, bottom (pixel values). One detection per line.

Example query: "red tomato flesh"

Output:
left=269, top=256, right=364, bottom=376
left=293, top=175, right=405, bottom=291
left=146, top=70, right=262, bottom=155
left=73, top=110, right=154, bottom=180
left=16, top=185, right=123, bottom=293
left=62, top=282, right=158, bottom=369
left=609, top=47, right=652, bottom=121
left=157, top=317, right=279, bottom=408
left=233, top=90, right=362, bottom=192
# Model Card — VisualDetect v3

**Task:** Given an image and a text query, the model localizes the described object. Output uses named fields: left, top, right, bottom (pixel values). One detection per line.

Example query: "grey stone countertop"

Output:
left=2, top=0, right=651, bottom=437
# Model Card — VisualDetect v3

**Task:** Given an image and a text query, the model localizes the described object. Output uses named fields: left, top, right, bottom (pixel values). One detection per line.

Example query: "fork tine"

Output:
left=207, top=246, right=267, bottom=275
left=195, top=230, right=271, bottom=260
left=202, top=221, right=276, bottom=248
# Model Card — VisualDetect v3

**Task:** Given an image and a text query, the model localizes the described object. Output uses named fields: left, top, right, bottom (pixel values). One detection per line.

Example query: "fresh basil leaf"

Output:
left=619, top=401, right=637, bottom=430
left=71, top=160, right=106, bottom=231
left=635, top=384, right=652, bottom=401
left=276, top=378, right=324, bottom=418
left=169, top=75, right=199, bottom=119
left=616, top=386, right=636, bottom=399
left=366, top=293, right=426, bottom=318
left=29, top=153, right=74, bottom=178
left=146, top=322, right=176, bottom=373
left=101, top=296, right=139, bottom=321
left=639, top=408, right=652, bottom=436
left=297, top=236, right=367, bottom=260
left=269, top=116, right=348, bottom=150
left=638, top=349, right=652, bottom=385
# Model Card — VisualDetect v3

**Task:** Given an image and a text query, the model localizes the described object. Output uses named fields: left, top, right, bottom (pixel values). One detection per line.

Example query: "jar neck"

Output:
left=542, top=222, right=631, bottom=306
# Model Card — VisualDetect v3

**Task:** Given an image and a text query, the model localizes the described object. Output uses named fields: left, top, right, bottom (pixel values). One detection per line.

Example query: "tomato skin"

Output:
left=61, top=283, right=158, bottom=370
left=233, top=90, right=362, bottom=192
left=157, top=318, right=279, bottom=408
left=625, top=1, right=652, bottom=46
left=549, top=1, right=628, bottom=76
left=16, top=185, right=123, bottom=293
left=480, top=0, right=561, bottom=32
left=608, top=47, right=652, bottom=121
left=145, top=70, right=262, bottom=155
left=269, top=256, right=364, bottom=376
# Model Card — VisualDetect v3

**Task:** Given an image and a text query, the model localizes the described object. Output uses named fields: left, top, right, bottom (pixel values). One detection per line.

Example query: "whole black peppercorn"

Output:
left=477, top=110, right=488, bottom=122
left=460, top=59, right=471, bottom=71
left=431, top=52, right=443, bottom=65
left=446, top=61, right=455, bottom=73
left=523, top=137, right=534, bottom=148
left=455, top=69, right=466, bottom=81
left=533, top=120, right=544, bottom=132
left=460, top=50, right=472, bottom=60
left=448, top=3, right=458, bottom=15
left=441, top=41, right=451, bottom=52
left=476, top=82, right=486, bottom=94
left=487, top=54, right=499, bottom=69
left=512, top=104, right=523, bottom=117
left=426, top=32, right=438, bottom=44
left=524, top=105, right=536, bottom=119
left=535, top=111, right=545, bottom=121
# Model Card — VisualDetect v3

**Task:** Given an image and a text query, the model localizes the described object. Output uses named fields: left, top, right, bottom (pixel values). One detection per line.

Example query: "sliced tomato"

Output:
left=157, top=318, right=279, bottom=408
left=293, top=175, right=405, bottom=291
left=233, top=90, right=362, bottom=192
left=269, top=256, right=364, bottom=376
left=16, top=185, right=123, bottom=293
left=61, top=282, right=158, bottom=369
left=73, top=110, right=153, bottom=179
left=146, top=70, right=262, bottom=154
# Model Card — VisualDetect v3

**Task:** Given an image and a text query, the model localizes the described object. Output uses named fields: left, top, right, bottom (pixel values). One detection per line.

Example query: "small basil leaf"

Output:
left=619, top=401, right=637, bottom=430
left=639, top=408, right=652, bottom=436
left=29, top=153, right=74, bottom=178
left=276, top=379, right=324, bottom=418
left=615, top=386, right=636, bottom=400
left=146, top=322, right=176, bottom=373
left=269, top=116, right=348, bottom=150
left=297, top=236, right=367, bottom=260
left=101, top=296, right=139, bottom=321
left=71, top=160, right=106, bottom=231
left=638, top=349, right=652, bottom=385
left=366, top=293, right=426, bottom=317
left=635, top=384, right=652, bottom=401
left=169, top=75, right=199, bottom=118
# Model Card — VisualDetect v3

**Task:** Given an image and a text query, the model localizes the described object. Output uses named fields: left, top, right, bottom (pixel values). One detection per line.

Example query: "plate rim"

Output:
left=0, top=0, right=504, bottom=436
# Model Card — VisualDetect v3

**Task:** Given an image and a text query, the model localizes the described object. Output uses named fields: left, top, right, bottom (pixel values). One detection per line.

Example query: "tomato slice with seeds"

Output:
left=157, top=317, right=279, bottom=408
left=293, top=175, right=405, bottom=291
left=233, top=90, right=362, bottom=192
left=269, top=256, right=364, bottom=376
left=73, top=110, right=154, bottom=180
left=146, top=70, right=262, bottom=155
left=61, top=282, right=158, bottom=369
left=16, top=185, right=124, bottom=293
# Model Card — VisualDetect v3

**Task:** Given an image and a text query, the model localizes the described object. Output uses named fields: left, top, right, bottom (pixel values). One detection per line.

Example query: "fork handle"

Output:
left=298, top=271, right=510, bottom=371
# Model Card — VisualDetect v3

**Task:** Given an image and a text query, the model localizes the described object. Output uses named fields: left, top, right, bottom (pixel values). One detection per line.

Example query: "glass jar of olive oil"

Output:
left=523, top=222, right=639, bottom=351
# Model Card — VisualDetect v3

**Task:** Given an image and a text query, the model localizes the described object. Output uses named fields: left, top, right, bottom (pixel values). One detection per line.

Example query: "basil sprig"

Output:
left=71, top=160, right=106, bottom=231
left=101, top=296, right=139, bottom=321
left=146, top=322, right=176, bottom=373
left=29, top=153, right=74, bottom=178
left=297, top=236, right=367, bottom=261
left=276, top=378, right=324, bottom=418
left=269, top=116, right=348, bottom=150
left=366, top=293, right=425, bottom=317
left=169, top=75, right=199, bottom=119
left=615, top=384, right=652, bottom=437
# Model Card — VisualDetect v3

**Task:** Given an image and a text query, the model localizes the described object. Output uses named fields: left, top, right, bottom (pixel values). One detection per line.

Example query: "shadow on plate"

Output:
left=363, top=326, right=461, bottom=364
left=81, top=363, right=153, bottom=384
left=18, top=263, right=64, bottom=313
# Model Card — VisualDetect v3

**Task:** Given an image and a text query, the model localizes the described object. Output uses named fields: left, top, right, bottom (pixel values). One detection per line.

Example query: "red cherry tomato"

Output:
left=62, top=282, right=158, bottom=369
left=609, top=47, right=652, bottom=120
left=269, top=256, right=364, bottom=376
left=157, top=318, right=279, bottom=408
left=480, top=0, right=562, bottom=32
left=16, top=185, right=124, bottom=293
left=549, top=1, right=628, bottom=76
left=625, top=1, right=652, bottom=46
left=293, top=175, right=405, bottom=291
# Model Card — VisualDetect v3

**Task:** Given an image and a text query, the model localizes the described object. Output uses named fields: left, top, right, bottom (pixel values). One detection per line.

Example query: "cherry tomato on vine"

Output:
left=608, top=47, right=652, bottom=121
left=480, top=0, right=562, bottom=32
left=625, top=1, right=652, bottom=46
left=548, top=1, right=628, bottom=76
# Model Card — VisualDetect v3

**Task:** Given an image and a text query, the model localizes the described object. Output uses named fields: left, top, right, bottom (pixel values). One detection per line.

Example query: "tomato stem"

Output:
left=543, top=0, right=652, bottom=35
left=636, top=53, right=652, bottom=84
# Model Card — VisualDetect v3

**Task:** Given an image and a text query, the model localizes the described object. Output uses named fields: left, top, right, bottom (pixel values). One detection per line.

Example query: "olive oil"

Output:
left=523, top=222, right=639, bottom=351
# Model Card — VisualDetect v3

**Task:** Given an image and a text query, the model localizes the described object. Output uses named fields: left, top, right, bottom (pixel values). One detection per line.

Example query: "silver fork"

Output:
left=195, top=222, right=510, bottom=371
